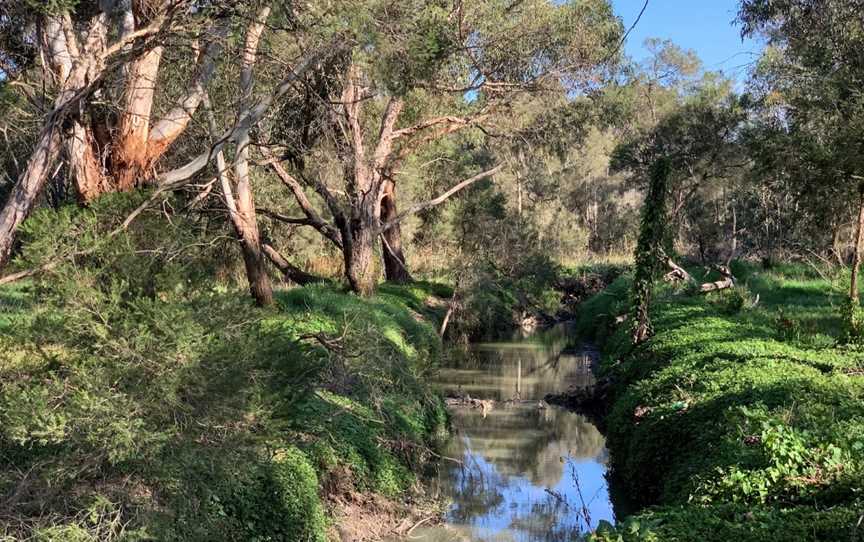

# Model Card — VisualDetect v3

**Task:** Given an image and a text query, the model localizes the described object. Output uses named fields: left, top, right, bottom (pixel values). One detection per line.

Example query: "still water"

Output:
left=409, top=325, right=614, bottom=542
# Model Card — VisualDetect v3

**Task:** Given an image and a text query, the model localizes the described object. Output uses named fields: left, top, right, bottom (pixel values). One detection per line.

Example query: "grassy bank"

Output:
left=578, top=262, right=864, bottom=541
left=0, top=276, right=450, bottom=541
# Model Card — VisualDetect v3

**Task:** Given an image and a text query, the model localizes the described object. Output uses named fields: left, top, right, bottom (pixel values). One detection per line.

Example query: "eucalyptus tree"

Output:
left=260, top=0, right=623, bottom=294
left=0, top=0, right=231, bottom=266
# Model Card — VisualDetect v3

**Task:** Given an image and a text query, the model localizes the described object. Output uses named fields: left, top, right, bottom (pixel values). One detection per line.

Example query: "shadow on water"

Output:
left=400, top=323, right=615, bottom=542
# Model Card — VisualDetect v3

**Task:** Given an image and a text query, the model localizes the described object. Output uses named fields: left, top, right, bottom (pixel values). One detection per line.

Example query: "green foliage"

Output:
left=455, top=251, right=561, bottom=340
left=0, top=199, right=449, bottom=540
left=579, top=263, right=864, bottom=540
left=842, top=297, right=864, bottom=344
left=630, top=158, right=671, bottom=342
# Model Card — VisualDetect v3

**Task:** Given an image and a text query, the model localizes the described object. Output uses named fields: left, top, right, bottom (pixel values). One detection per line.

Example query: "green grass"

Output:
left=583, top=262, right=864, bottom=541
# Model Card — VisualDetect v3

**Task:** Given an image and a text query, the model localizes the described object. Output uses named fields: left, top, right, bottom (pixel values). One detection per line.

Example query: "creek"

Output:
left=403, top=324, right=615, bottom=541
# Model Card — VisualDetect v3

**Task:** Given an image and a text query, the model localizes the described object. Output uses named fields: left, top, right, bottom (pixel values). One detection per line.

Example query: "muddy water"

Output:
left=408, top=325, right=614, bottom=541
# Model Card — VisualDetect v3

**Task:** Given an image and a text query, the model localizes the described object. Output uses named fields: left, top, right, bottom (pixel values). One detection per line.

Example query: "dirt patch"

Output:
left=327, top=490, right=443, bottom=542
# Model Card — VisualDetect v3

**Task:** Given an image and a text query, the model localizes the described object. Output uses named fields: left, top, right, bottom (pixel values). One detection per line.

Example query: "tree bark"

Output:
left=67, top=119, right=109, bottom=201
left=112, top=46, right=164, bottom=193
left=850, top=184, right=864, bottom=304
left=227, top=5, right=274, bottom=307
left=0, top=7, right=170, bottom=266
left=380, top=180, right=412, bottom=282
left=0, top=123, right=63, bottom=264
left=345, top=202, right=379, bottom=296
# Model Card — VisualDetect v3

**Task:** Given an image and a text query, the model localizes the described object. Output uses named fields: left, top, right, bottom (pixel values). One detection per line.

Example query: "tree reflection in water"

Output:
left=408, top=327, right=614, bottom=542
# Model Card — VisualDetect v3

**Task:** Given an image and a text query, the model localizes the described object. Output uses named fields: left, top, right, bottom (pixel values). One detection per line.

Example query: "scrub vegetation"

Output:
left=2, top=0, right=864, bottom=540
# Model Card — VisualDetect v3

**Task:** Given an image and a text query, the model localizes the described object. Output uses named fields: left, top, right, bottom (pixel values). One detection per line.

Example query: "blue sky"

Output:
left=610, top=0, right=764, bottom=81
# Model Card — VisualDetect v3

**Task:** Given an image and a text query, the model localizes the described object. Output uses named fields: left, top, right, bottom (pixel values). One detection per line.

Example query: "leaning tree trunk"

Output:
left=236, top=212, right=274, bottom=306
left=0, top=123, right=63, bottom=265
left=850, top=183, right=864, bottom=305
left=380, top=180, right=412, bottom=283
left=227, top=5, right=274, bottom=307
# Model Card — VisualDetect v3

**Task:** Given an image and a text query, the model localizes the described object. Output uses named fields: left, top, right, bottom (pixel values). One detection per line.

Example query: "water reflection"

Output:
left=436, top=325, right=597, bottom=401
left=407, top=326, right=614, bottom=542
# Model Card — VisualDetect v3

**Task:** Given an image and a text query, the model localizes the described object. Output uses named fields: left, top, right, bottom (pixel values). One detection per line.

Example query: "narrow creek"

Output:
left=405, top=324, right=614, bottom=541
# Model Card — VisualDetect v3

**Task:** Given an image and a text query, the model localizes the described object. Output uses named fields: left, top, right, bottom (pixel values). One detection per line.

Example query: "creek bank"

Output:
left=461, top=263, right=629, bottom=340
left=0, top=277, right=453, bottom=541
left=561, top=262, right=864, bottom=541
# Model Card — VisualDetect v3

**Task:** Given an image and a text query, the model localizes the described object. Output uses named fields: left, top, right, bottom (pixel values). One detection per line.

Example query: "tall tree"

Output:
left=740, top=0, right=864, bottom=303
left=263, top=0, right=623, bottom=294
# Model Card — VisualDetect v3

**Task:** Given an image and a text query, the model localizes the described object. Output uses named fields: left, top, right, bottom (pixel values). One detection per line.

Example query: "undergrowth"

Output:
left=581, top=261, right=864, bottom=541
left=0, top=194, right=449, bottom=541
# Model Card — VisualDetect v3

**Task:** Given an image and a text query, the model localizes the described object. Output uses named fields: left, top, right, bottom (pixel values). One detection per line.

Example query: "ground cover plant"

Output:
left=582, top=262, right=864, bottom=541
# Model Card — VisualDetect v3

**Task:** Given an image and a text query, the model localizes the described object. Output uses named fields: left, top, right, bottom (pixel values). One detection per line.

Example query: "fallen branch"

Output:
left=699, top=265, right=735, bottom=293
left=661, top=250, right=735, bottom=293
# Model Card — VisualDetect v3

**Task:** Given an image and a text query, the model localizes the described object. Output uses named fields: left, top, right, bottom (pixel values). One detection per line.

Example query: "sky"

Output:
left=610, top=0, right=764, bottom=82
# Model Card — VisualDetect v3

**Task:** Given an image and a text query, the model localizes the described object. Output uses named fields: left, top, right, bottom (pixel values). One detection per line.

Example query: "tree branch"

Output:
left=262, top=153, right=343, bottom=248
left=262, top=243, right=326, bottom=285
left=376, top=163, right=503, bottom=235
left=148, top=24, right=228, bottom=147
left=156, top=40, right=345, bottom=187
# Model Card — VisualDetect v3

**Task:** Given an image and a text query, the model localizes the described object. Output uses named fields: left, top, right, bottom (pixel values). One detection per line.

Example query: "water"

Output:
left=408, top=324, right=614, bottom=542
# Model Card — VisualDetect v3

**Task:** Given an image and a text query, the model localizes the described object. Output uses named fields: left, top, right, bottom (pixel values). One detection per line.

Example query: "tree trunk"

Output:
left=850, top=184, right=864, bottom=304
left=381, top=180, right=412, bottom=283
left=67, top=119, right=109, bottom=202
left=345, top=212, right=379, bottom=296
left=631, top=158, right=670, bottom=344
left=231, top=5, right=273, bottom=307
left=233, top=141, right=273, bottom=307
left=0, top=123, right=63, bottom=265
left=112, top=47, right=164, bottom=193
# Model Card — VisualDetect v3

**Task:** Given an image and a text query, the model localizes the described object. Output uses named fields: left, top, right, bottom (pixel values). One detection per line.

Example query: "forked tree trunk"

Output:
left=381, top=180, right=412, bottom=283
left=0, top=7, right=220, bottom=265
left=0, top=11, right=94, bottom=265
left=850, top=184, right=864, bottom=304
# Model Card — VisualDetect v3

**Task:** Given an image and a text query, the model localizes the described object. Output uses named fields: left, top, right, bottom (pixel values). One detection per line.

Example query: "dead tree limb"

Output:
left=661, top=249, right=735, bottom=293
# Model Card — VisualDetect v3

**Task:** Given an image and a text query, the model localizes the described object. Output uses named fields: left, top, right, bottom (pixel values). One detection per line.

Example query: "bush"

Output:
left=0, top=199, right=449, bottom=540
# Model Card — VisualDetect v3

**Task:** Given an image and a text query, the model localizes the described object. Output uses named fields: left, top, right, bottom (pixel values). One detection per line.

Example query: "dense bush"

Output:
left=0, top=197, right=448, bottom=540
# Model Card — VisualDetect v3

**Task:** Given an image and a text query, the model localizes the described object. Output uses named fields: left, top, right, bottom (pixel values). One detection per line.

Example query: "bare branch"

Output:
left=377, top=164, right=503, bottom=235
left=157, top=40, right=345, bottom=187
left=262, top=149, right=343, bottom=248
left=148, top=24, right=228, bottom=147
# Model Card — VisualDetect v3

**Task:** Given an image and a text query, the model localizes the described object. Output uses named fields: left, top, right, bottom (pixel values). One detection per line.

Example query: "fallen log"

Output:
left=699, top=265, right=735, bottom=293
left=661, top=250, right=735, bottom=293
